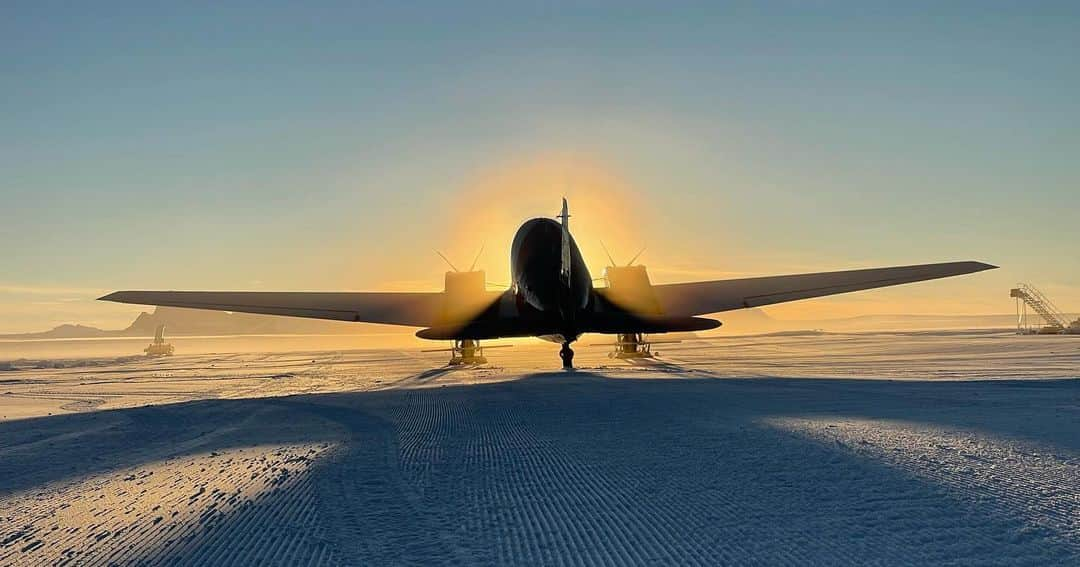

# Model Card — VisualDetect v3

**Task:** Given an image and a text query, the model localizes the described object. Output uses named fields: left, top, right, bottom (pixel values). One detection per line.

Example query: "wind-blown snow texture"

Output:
left=1, top=332, right=1078, bottom=565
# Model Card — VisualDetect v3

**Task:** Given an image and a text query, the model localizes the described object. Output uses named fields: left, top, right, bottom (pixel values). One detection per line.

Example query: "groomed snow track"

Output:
left=1, top=373, right=1078, bottom=565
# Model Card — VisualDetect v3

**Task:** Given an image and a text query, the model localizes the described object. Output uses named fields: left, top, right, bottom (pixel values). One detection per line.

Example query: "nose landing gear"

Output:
left=559, top=342, right=575, bottom=369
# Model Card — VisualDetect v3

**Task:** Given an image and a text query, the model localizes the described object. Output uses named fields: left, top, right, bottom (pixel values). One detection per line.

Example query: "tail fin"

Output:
left=558, top=198, right=571, bottom=284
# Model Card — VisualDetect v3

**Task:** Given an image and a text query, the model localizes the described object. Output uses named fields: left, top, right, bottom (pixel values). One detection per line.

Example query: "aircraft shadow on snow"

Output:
left=3, top=375, right=1078, bottom=495
left=1, top=375, right=1077, bottom=563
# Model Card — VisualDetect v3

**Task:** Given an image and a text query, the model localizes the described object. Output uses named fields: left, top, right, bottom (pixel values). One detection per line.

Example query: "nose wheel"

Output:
left=559, top=342, right=575, bottom=369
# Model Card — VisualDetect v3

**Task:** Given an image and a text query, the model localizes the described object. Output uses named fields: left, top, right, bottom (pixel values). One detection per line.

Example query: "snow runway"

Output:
left=1, top=334, right=1078, bottom=565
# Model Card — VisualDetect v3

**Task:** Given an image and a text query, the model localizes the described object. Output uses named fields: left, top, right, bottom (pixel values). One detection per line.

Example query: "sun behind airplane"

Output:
left=101, top=199, right=996, bottom=368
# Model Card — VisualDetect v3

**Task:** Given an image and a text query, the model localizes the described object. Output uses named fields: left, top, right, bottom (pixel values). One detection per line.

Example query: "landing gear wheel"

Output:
left=609, top=332, right=654, bottom=359
left=448, top=339, right=487, bottom=365
left=559, top=343, right=575, bottom=370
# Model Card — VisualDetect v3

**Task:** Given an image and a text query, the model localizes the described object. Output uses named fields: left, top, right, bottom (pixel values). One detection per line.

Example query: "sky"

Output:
left=2, top=1, right=1078, bottom=333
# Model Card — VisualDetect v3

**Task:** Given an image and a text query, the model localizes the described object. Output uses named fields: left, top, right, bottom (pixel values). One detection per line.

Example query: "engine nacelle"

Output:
left=440, top=270, right=489, bottom=324
left=602, top=264, right=661, bottom=316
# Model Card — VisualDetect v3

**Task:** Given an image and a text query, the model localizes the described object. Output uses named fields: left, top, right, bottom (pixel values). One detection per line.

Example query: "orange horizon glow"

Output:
left=366, top=154, right=1012, bottom=322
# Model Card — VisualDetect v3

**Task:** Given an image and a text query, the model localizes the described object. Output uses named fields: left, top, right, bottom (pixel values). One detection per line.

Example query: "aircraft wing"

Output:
left=652, top=261, right=997, bottom=317
left=99, top=290, right=447, bottom=327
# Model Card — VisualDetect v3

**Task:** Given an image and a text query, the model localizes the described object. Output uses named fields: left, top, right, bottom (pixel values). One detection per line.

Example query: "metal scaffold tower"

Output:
left=1010, top=283, right=1070, bottom=334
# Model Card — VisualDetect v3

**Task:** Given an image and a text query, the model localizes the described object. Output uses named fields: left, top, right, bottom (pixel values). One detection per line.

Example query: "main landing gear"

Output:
left=448, top=339, right=488, bottom=365
left=609, top=333, right=654, bottom=359
left=559, top=342, right=575, bottom=369
left=423, top=339, right=513, bottom=365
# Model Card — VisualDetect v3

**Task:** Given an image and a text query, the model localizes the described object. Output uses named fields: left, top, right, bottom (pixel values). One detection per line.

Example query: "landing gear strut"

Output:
left=609, top=333, right=654, bottom=359
left=448, top=339, right=487, bottom=365
left=559, top=342, right=575, bottom=369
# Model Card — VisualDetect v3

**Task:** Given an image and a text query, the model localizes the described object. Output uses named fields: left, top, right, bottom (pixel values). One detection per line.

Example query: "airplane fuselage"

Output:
left=510, top=217, right=592, bottom=343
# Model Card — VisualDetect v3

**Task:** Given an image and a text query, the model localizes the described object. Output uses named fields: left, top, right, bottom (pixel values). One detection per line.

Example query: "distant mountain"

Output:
left=123, top=307, right=361, bottom=336
left=1, top=306, right=396, bottom=339
left=3, top=324, right=119, bottom=340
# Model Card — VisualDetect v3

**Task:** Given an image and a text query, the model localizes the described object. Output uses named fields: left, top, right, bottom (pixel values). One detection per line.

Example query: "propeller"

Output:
left=599, top=239, right=617, bottom=267
left=468, top=243, right=485, bottom=272
left=625, top=244, right=646, bottom=267
left=436, top=244, right=486, bottom=273
left=435, top=250, right=459, bottom=272
left=598, top=240, right=647, bottom=267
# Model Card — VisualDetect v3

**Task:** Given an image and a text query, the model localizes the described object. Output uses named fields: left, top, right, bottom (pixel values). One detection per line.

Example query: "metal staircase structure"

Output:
left=1010, top=283, right=1069, bottom=334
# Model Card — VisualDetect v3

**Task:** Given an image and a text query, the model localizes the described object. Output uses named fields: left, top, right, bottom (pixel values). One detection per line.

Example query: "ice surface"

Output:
left=0, top=331, right=1077, bottom=565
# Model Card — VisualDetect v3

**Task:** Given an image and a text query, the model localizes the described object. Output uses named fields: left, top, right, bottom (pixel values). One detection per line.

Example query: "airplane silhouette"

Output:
left=101, top=199, right=995, bottom=368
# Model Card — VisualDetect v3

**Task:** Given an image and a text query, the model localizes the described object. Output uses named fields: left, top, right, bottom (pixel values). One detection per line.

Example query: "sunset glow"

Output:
left=2, top=3, right=1076, bottom=334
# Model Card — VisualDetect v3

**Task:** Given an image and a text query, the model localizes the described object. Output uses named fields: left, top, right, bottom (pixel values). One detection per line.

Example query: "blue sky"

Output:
left=2, top=1, right=1078, bottom=332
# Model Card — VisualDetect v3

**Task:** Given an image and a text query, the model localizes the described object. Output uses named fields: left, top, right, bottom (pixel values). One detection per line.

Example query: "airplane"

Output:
left=100, top=199, right=996, bottom=368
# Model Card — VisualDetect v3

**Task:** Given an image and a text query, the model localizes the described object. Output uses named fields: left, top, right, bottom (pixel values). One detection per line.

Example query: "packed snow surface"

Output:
left=0, top=331, right=1078, bottom=565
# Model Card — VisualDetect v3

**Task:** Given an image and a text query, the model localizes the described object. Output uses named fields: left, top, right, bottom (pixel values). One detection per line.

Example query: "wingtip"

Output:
left=972, top=261, right=999, bottom=271
left=98, top=291, right=124, bottom=302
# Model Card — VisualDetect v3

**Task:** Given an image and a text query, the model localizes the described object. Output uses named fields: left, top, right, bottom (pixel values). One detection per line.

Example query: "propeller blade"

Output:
left=599, top=239, right=617, bottom=267
left=626, top=244, right=647, bottom=266
left=468, top=243, right=485, bottom=272
left=435, top=250, right=459, bottom=272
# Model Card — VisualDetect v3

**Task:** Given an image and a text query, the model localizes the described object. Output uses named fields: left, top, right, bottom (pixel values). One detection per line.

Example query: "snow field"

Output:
left=0, top=333, right=1077, bottom=565
left=0, top=442, right=335, bottom=566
